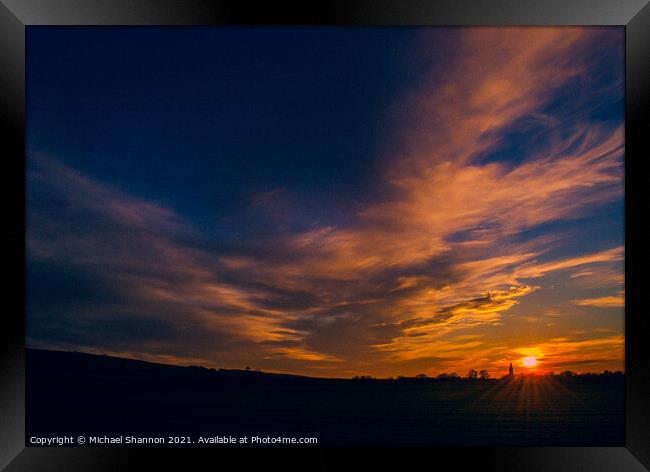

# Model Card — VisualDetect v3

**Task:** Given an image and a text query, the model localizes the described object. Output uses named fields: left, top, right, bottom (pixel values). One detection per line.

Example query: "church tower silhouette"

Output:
left=509, top=362, right=514, bottom=376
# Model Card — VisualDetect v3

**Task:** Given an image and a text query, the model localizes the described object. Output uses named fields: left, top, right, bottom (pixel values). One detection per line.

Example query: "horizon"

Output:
left=27, top=26, right=624, bottom=378
left=27, top=347, right=624, bottom=380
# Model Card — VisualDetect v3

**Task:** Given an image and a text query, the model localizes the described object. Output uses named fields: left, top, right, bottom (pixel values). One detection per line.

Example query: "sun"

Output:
left=522, top=356, right=538, bottom=368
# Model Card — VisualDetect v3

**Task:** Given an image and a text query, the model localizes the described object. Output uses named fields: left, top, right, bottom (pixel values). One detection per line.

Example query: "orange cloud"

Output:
left=572, top=292, right=625, bottom=308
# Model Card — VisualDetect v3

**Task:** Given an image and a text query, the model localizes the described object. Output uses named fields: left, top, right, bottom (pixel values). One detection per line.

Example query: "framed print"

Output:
left=1, top=0, right=649, bottom=470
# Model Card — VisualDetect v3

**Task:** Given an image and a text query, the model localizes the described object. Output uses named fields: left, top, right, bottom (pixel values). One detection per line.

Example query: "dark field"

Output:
left=26, top=349, right=624, bottom=446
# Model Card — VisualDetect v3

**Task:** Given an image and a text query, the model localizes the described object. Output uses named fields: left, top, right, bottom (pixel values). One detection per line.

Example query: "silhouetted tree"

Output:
left=416, top=373, right=428, bottom=379
left=466, top=369, right=478, bottom=379
left=479, top=369, right=490, bottom=380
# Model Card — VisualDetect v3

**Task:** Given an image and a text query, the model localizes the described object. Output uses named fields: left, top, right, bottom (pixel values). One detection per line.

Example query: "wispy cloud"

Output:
left=572, top=292, right=625, bottom=308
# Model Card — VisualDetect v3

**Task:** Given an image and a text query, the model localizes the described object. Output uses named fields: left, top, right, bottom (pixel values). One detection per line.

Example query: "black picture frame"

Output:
left=1, top=0, right=648, bottom=470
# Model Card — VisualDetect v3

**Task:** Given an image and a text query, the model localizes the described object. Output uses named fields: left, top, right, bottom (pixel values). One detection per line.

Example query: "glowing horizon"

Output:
left=27, top=27, right=624, bottom=379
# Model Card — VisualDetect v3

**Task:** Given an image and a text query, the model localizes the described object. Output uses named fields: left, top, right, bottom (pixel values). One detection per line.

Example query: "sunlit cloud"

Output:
left=568, top=266, right=625, bottom=288
left=572, top=292, right=625, bottom=308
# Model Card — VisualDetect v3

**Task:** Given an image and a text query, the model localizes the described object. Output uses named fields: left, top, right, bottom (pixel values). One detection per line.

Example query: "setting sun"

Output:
left=522, top=356, right=538, bottom=368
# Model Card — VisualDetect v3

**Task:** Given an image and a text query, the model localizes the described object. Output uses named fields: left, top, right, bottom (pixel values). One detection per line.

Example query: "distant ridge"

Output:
left=26, top=348, right=319, bottom=381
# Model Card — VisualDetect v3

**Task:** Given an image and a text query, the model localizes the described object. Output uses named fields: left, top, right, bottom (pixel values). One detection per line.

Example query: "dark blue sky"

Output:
left=27, top=27, right=439, bottom=236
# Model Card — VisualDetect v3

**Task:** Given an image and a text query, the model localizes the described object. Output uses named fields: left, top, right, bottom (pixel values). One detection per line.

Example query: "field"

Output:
left=26, top=349, right=624, bottom=446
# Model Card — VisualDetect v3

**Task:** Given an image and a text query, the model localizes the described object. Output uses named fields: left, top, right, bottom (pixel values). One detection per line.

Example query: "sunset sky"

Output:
left=27, top=27, right=624, bottom=378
